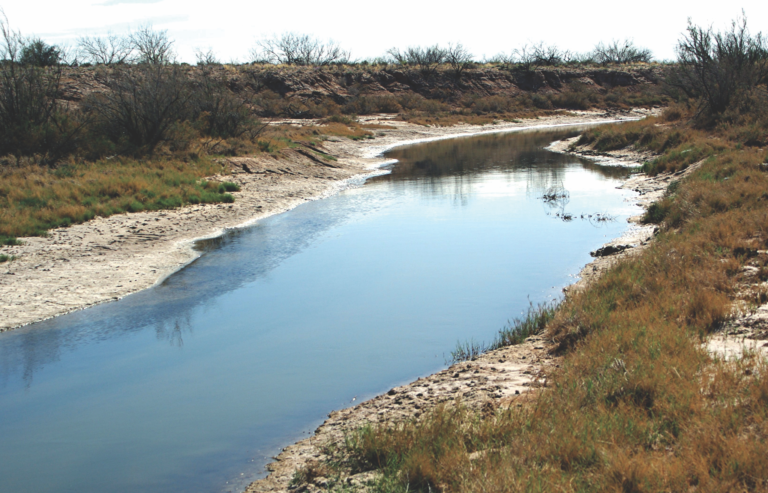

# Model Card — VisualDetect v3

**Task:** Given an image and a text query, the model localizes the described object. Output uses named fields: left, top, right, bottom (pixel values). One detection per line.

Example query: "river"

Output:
left=0, top=126, right=639, bottom=493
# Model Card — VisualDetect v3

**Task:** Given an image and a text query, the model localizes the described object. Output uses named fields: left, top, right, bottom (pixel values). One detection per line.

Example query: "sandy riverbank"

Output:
left=0, top=110, right=650, bottom=332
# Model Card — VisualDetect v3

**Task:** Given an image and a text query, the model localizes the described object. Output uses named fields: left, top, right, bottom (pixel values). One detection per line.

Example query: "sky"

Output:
left=3, top=1, right=768, bottom=64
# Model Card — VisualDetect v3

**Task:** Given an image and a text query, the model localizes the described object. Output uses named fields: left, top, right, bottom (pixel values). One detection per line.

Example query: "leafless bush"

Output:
left=78, top=33, right=134, bottom=65
left=130, top=25, right=175, bottom=65
left=87, top=65, right=190, bottom=153
left=188, top=65, right=257, bottom=138
left=251, top=33, right=350, bottom=65
left=0, top=11, right=80, bottom=160
left=194, top=48, right=219, bottom=66
left=513, top=42, right=572, bottom=70
left=445, top=43, right=474, bottom=78
left=592, top=39, right=652, bottom=64
left=387, top=45, right=446, bottom=76
left=670, top=14, right=768, bottom=117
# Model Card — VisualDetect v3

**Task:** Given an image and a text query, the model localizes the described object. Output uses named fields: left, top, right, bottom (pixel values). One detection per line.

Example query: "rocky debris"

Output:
left=708, top=305, right=768, bottom=359
left=591, top=244, right=633, bottom=257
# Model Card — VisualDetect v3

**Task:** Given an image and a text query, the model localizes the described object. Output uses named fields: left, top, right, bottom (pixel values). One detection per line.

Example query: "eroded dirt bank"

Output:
left=0, top=110, right=647, bottom=332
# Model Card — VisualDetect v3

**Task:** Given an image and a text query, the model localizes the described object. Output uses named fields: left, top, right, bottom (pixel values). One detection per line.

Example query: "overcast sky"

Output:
left=3, top=1, right=768, bottom=64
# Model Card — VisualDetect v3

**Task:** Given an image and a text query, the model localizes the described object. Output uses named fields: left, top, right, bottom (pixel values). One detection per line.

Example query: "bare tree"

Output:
left=670, top=14, right=768, bottom=117
left=251, top=33, right=350, bottom=65
left=445, top=43, right=474, bottom=78
left=78, top=33, right=134, bottom=65
left=592, top=39, right=652, bottom=64
left=130, top=25, right=175, bottom=65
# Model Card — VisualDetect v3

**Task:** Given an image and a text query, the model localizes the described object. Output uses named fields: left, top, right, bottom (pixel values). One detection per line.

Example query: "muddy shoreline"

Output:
left=0, top=110, right=649, bottom=333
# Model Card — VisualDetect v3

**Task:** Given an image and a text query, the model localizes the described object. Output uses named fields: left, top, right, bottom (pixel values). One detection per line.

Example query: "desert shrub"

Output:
left=445, top=43, right=474, bottom=78
left=0, top=64, right=81, bottom=160
left=466, top=95, right=514, bottom=114
left=387, top=45, right=446, bottom=76
left=19, top=38, right=61, bottom=67
left=130, top=25, right=175, bottom=65
left=342, top=94, right=401, bottom=115
left=396, top=92, right=427, bottom=110
left=530, top=94, right=553, bottom=109
left=86, top=64, right=191, bottom=154
left=251, top=33, right=350, bottom=65
left=0, top=14, right=81, bottom=160
left=551, top=83, right=596, bottom=109
left=513, top=42, right=572, bottom=69
left=592, top=39, right=653, bottom=64
left=188, top=66, right=256, bottom=138
left=670, top=15, right=768, bottom=120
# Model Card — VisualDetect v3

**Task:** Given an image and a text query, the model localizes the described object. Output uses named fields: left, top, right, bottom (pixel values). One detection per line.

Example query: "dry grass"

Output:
left=0, top=118, right=389, bottom=238
left=0, top=157, right=229, bottom=238
left=331, top=109, right=768, bottom=492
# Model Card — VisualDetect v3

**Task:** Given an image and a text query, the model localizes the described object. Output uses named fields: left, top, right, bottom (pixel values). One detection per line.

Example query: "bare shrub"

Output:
left=251, top=33, right=350, bottom=65
left=188, top=66, right=257, bottom=138
left=592, top=39, right=653, bottom=64
left=387, top=45, right=446, bottom=76
left=509, top=42, right=572, bottom=70
left=670, top=14, right=768, bottom=118
left=87, top=65, right=190, bottom=153
left=445, top=42, right=473, bottom=78
left=78, top=33, right=134, bottom=65
left=130, top=25, right=175, bottom=65
left=0, top=11, right=80, bottom=160
left=194, top=48, right=219, bottom=66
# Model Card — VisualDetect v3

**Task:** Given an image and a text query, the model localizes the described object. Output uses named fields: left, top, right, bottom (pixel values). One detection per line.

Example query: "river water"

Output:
left=0, top=126, right=639, bottom=493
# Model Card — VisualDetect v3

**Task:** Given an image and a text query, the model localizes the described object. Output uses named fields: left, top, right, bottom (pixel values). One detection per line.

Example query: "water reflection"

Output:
left=1, top=198, right=373, bottom=386
left=380, top=128, right=629, bottom=209
left=0, top=127, right=631, bottom=390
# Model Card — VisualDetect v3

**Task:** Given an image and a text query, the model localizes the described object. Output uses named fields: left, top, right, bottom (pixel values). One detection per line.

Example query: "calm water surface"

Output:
left=0, top=127, right=639, bottom=493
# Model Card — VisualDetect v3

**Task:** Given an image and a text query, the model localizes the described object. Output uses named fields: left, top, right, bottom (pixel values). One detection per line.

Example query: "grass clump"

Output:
left=449, top=301, right=559, bottom=364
